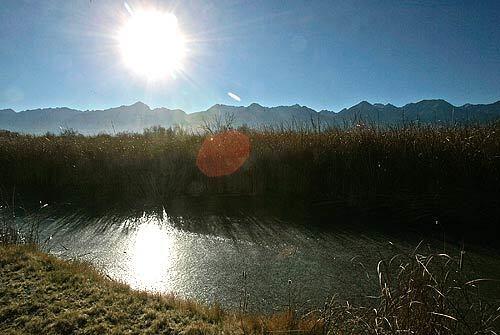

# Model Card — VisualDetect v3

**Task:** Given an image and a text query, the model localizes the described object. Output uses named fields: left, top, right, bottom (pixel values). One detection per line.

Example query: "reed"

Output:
left=0, top=124, right=498, bottom=197
left=0, top=123, right=498, bottom=227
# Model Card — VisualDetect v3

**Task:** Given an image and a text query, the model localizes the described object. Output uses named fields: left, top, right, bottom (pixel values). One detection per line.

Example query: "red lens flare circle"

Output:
left=196, top=131, right=251, bottom=177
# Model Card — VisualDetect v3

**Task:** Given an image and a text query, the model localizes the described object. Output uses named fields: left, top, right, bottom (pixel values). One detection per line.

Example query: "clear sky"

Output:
left=1, top=0, right=499, bottom=113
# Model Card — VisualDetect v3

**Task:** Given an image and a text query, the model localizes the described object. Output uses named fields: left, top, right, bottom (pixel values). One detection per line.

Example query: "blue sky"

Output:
left=1, top=0, right=499, bottom=113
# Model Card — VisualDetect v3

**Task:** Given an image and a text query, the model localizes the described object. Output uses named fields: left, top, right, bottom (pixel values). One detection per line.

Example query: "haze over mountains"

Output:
left=1, top=99, right=499, bottom=135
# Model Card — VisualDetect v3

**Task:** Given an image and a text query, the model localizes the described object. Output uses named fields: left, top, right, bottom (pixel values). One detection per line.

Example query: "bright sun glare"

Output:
left=132, top=221, right=173, bottom=289
left=118, top=10, right=185, bottom=80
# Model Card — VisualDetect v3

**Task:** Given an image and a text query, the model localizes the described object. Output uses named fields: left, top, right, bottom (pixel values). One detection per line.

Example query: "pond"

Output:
left=12, top=197, right=500, bottom=313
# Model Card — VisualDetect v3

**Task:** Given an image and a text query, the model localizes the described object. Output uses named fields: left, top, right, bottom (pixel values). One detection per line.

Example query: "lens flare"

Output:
left=227, top=92, right=241, bottom=102
left=196, top=131, right=251, bottom=177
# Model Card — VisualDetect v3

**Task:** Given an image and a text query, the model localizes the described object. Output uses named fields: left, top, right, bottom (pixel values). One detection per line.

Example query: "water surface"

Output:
left=14, top=198, right=500, bottom=312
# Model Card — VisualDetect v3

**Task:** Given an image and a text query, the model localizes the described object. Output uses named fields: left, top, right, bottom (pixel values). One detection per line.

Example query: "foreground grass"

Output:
left=1, top=243, right=498, bottom=334
left=0, top=244, right=238, bottom=334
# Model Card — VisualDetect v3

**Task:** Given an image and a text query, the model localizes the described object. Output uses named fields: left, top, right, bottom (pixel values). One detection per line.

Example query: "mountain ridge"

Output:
left=1, top=99, right=499, bottom=134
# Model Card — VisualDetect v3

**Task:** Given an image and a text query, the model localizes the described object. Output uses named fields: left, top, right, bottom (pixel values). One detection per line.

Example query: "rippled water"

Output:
left=12, top=199, right=500, bottom=312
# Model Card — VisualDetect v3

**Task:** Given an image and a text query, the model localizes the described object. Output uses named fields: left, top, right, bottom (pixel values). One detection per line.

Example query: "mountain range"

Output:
left=1, top=99, right=499, bottom=135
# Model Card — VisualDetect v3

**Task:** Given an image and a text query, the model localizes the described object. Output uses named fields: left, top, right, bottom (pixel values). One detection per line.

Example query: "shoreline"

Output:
left=0, top=244, right=239, bottom=334
left=1, top=243, right=498, bottom=334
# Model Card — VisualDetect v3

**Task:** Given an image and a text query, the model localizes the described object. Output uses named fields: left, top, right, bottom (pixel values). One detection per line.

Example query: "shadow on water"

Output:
left=6, top=195, right=500, bottom=312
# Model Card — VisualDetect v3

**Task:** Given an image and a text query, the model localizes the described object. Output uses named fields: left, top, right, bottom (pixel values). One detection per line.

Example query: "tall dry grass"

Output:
left=242, top=245, right=500, bottom=334
left=0, top=205, right=38, bottom=245
left=0, top=124, right=498, bottom=196
left=0, top=123, right=498, bottom=226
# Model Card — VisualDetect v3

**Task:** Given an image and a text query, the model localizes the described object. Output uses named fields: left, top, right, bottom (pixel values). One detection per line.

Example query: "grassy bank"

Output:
left=0, top=244, right=233, bottom=334
left=1, top=243, right=498, bottom=334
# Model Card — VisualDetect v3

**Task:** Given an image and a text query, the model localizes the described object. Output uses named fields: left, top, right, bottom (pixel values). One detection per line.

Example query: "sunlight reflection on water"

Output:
left=24, top=206, right=500, bottom=312
left=130, top=220, right=175, bottom=290
left=33, top=211, right=393, bottom=310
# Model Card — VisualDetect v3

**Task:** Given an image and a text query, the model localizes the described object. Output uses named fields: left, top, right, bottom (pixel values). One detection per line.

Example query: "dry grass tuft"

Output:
left=246, top=247, right=500, bottom=335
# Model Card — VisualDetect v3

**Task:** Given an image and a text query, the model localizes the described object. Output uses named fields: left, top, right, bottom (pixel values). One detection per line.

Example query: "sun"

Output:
left=118, top=10, right=185, bottom=80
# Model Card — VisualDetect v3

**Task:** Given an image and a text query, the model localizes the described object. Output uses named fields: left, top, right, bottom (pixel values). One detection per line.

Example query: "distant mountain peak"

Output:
left=207, top=103, right=232, bottom=111
left=415, top=99, right=452, bottom=106
left=130, top=101, right=150, bottom=109
left=355, top=101, right=373, bottom=107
